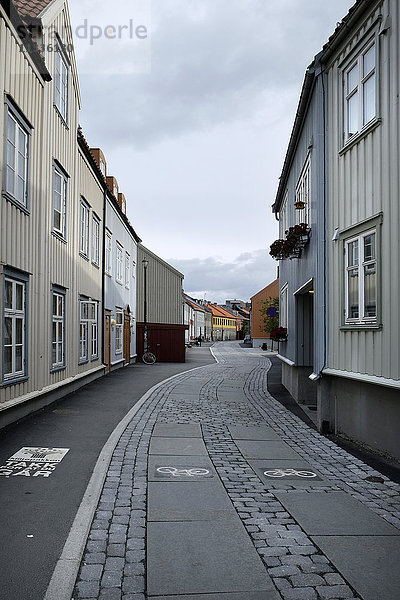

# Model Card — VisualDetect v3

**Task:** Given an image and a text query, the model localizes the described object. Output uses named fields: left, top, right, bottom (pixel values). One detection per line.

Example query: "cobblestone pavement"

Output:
left=73, top=342, right=400, bottom=600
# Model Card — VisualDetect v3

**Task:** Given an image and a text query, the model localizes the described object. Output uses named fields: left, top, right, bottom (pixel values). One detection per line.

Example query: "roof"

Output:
left=184, top=296, right=206, bottom=312
left=205, top=304, right=239, bottom=319
left=0, top=0, right=51, bottom=79
left=250, top=278, right=279, bottom=302
left=13, top=0, right=53, bottom=22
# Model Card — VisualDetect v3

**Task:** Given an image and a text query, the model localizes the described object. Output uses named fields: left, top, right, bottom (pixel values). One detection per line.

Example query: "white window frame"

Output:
left=279, top=191, right=288, bottom=238
left=54, top=42, right=69, bottom=122
left=295, top=155, right=310, bottom=225
left=125, top=252, right=130, bottom=288
left=52, top=289, right=65, bottom=369
left=79, top=198, right=90, bottom=257
left=79, top=299, right=98, bottom=362
left=99, top=158, right=106, bottom=177
left=92, top=214, right=100, bottom=266
left=115, top=309, right=123, bottom=354
left=53, top=164, right=67, bottom=238
left=280, top=284, right=288, bottom=329
left=3, top=275, right=26, bottom=381
left=105, top=230, right=112, bottom=275
left=116, top=243, right=123, bottom=283
left=4, top=102, right=30, bottom=208
left=344, top=228, right=377, bottom=324
left=344, top=40, right=376, bottom=141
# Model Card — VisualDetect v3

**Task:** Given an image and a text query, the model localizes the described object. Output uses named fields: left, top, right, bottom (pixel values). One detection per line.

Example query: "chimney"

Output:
left=90, top=148, right=107, bottom=178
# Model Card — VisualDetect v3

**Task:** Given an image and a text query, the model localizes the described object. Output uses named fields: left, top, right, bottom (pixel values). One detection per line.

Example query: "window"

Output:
left=125, top=252, right=130, bottom=288
left=92, top=215, right=100, bottom=266
left=280, top=284, right=288, bottom=328
left=79, top=198, right=90, bottom=257
left=280, top=191, right=288, bottom=238
left=105, top=230, right=112, bottom=275
left=53, top=164, right=67, bottom=237
left=3, top=274, right=27, bottom=381
left=295, top=156, right=310, bottom=225
left=54, top=43, right=69, bottom=121
left=52, top=288, right=65, bottom=369
left=116, top=243, right=123, bottom=283
left=99, top=158, right=106, bottom=177
left=345, top=42, right=376, bottom=140
left=345, top=229, right=377, bottom=323
left=115, top=309, right=123, bottom=354
left=79, top=299, right=99, bottom=362
left=4, top=102, right=30, bottom=208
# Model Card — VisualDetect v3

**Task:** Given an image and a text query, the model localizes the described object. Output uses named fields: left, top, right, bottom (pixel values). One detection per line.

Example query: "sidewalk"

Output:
left=68, top=341, right=400, bottom=600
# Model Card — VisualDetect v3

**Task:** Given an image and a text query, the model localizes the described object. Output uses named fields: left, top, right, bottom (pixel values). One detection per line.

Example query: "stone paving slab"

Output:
left=147, top=480, right=238, bottom=522
left=152, top=423, right=202, bottom=438
left=235, top=439, right=302, bottom=460
left=155, top=592, right=277, bottom=600
left=275, top=491, right=400, bottom=535
left=147, top=520, right=280, bottom=598
left=311, top=535, right=400, bottom=600
left=149, top=436, right=207, bottom=456
left=148, top=454, right=216, bottom=482
left=229, top=425, right=282, bottom=441
left=248, top=459, right=326, bottom=487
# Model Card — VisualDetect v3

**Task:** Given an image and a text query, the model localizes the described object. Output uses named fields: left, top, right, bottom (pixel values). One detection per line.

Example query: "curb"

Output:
left=43, top=362, right=214, bottom=600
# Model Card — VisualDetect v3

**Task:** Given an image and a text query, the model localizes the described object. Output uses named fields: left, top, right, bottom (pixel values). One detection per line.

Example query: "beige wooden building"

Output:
left=0, top=0, right=104, bottom=427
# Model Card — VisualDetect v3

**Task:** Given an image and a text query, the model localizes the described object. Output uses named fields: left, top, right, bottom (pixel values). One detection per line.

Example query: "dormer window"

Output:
left=113, top=184, right=118, bottom=198
left=100, top=158, right=106, bottom=176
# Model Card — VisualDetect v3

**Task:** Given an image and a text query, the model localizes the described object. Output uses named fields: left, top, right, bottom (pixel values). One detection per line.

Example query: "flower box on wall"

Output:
left=269, top=223, right=310, bottom=260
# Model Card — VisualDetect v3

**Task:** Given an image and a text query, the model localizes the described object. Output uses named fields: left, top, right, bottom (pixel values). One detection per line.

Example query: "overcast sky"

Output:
left=69, top=0, right=355, bottom=303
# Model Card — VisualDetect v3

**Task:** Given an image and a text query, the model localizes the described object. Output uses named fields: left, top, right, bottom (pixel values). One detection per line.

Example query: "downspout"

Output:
left=101, top=188, right=107, bottom=366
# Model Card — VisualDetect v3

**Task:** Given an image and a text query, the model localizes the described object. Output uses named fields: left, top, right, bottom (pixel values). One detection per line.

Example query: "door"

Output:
left=104, top=310, right=111, bottom=372
left=123, top=311, right=131, bottom=365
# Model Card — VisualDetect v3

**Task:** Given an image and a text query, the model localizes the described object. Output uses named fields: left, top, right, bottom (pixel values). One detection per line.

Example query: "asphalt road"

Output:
left=0, top=348, right=214, bottom=600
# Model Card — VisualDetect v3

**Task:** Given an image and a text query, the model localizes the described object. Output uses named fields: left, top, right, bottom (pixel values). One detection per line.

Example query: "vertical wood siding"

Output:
left=326, top=0, right=399, bottom=381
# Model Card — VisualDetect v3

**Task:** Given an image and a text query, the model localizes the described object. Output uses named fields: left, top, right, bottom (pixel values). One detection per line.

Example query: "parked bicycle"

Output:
left=142, top=349, right=156, bottom=364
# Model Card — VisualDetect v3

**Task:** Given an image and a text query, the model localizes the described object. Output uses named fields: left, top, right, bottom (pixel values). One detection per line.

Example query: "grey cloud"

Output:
left=170, top=249, right=277, bottom=303
left=76, top=0, right=354, bottom=149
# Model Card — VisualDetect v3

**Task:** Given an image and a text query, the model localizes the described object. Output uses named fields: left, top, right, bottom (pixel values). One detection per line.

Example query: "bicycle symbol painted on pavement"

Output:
left=263, top=468, right=317, bottom=478
left=156, top=467, right=211, bottom=478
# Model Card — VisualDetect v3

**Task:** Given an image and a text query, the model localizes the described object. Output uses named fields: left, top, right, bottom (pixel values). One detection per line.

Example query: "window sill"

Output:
left=52, top=230, right=67, bottom=244
left=53, top=104, right=69, bottom=129
left=105, top=271, right=112, bottom=277
left=92, top=262, right=100, bottom=269
left=79, top=252, right=89, bottom=261
left=2, top=375, right=29, bottom=387
left=51, top=365, right=66, bottom=373
left=116, top=279, right=123, bottom=285
left=79, top=359, right=89, bottom=365
left=91, top=355, right=99, bottom=362
left=2, top=191, right=30, bottom=214
left=340, top=323, right=382, bottom=331
left=339, top=117, right=381, bottom=155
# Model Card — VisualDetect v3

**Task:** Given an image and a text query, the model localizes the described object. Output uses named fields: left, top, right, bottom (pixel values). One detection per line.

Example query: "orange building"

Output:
left=250, top=278, right=279, bottom=347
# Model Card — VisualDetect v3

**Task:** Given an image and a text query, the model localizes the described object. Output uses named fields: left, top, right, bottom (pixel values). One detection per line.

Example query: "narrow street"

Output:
left=67, top=342, right=400, bottom=600
left=1, top=341, right=400, bottom=600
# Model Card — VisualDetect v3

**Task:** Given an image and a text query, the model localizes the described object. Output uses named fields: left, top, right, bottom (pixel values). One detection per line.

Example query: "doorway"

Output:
left=104, top=310, right=111, bottom=372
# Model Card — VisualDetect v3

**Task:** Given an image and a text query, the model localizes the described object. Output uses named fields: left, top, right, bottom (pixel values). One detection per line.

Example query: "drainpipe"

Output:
left=101, top=189, right=107, bottom=366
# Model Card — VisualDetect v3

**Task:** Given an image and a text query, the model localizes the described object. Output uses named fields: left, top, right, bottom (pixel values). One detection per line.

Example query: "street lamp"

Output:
left=142, top=258, right=148, bottom=355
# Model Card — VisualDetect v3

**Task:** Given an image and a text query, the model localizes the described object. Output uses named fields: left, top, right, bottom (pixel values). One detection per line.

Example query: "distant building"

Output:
left=136, top=246, right=186, bottom=362
left=250, top=279, right=279, bottom=348
left=205, top=304, right=237, bottom=341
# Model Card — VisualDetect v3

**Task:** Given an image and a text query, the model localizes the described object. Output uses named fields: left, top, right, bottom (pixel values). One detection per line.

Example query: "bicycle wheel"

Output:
left=142, top=351, right=156, bottom=364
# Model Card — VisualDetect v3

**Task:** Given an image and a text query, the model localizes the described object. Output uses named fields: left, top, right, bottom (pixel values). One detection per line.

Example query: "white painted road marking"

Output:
left=0, top=447, right=70, bottom=478
left=156, top=466, right=211, bottom=478
left=263, top=468, right=317, bottom=478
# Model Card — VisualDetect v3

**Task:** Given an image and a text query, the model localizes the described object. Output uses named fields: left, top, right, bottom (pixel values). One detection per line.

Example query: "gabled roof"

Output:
left=184, top=296, right=205, bottom=313
left=205, top=304, right=239, bottom=319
